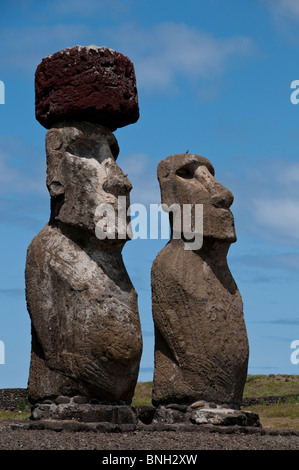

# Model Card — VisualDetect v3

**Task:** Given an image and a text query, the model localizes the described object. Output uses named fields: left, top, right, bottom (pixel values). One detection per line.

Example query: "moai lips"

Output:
left=35, top=45, right=139, bottom=130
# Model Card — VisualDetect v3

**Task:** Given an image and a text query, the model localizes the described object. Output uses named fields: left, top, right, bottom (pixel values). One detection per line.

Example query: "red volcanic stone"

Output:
left=35, top=45, right=139, bottom=130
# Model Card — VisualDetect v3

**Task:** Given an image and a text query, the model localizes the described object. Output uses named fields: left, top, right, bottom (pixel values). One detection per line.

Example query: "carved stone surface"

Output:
left=25, top=122, right=142, bottom=404
left=152, top=405, right=260, bottom=427
left=35, top=45, right=139, bottom=130
left=27, top=45, right=142, bottom=406
left=31, top=402, right=138, bottom=424
left=151, top=153, right=249, bottom=407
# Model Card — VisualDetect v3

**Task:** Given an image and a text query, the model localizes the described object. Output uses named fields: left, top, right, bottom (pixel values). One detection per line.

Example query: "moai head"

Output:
left=35, top=45, right=140, bottom=244
left=157, top=153, right=236, bottom=244
left=46, top=121, right=132, bottom=241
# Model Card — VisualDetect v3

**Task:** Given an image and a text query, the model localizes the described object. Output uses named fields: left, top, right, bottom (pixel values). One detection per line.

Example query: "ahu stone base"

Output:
left=31, top=396, right=135, bottom=423
left=153, top=403, right=260, bottom=427
left=30, top=396, right=260, bottom=431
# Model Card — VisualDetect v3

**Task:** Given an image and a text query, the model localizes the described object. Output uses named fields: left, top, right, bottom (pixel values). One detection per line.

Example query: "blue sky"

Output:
left=1, top=0, right=299, bottom=388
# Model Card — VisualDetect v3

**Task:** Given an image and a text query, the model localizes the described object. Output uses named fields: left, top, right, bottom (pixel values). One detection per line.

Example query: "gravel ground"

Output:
left=0, top=425, right=299, bottom=451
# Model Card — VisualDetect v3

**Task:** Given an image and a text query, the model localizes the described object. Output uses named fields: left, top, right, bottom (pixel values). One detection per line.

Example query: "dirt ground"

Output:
left=0, top=423, right=299, bottom=451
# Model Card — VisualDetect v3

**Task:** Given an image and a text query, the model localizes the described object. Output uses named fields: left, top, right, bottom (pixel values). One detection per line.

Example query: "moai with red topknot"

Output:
left=25, top=46, right=142, bottom=415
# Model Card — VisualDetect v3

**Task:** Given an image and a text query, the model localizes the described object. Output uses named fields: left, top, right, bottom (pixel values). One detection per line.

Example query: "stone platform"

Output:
left=30, top=397, right=261, bottom=430
left=153, top=403, right=260, bottom=427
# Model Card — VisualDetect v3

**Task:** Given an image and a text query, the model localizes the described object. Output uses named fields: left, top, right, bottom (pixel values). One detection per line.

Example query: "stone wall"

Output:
left=242, top=394, right=299, bottom=406
left=0, top=388, right=298, bottom=411
left=0, top=389, right=29, bottom=410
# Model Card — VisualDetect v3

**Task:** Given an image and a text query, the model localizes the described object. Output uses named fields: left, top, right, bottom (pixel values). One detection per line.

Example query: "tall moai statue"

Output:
left=25, top=46, right=142, bottom=405
left=151, top=153, right=249, bottom=408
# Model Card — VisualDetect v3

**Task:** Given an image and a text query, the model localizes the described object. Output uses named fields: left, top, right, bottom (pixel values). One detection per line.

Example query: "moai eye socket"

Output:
left=176, top=165, right=194, bottom=179
left=66, top=139, right=97, bottom=158
left=107, top=135, right=120, bottom=160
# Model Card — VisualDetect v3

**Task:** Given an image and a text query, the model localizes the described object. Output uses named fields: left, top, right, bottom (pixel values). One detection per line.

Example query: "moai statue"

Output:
left=25, top=46, right=142, bottom=406
left=151, top=153, right=249, bottom=408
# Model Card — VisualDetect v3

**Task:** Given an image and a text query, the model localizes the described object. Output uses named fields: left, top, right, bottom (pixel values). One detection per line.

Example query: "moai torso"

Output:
left=151, top=154, right=249, bottom=407
left=25, top=47, right=142, bottom=404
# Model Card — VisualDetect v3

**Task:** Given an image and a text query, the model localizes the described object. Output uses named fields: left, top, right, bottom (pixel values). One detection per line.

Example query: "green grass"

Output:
left=0, top=410, right=30, bottom=420
left=131, top=381, right=153, bottom=406
left=241, top=374, right=299, bottom=430
left=243, top=374, right=299, bottom=398
left=132, top=374, right=299, bottom=407
left=0, top=398, right=31, bottom=420
left=244, top=403, right=299, bottom=430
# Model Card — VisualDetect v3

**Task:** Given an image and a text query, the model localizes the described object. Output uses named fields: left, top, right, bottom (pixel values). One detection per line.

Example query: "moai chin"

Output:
left=151, top=153, right=249, bottom=408
left=25, top=46, right=142, bottom=405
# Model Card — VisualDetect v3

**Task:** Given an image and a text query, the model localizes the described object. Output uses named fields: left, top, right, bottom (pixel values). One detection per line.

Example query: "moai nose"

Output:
left=210, top=182, right=234, bottom=209
left=102, top=157, right=132, bottom=196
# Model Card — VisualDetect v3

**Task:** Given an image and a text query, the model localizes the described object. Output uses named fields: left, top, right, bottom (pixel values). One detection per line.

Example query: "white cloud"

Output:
left=0, top=136, right=52, bottom=229
left=0, top=137, right=46, bottom=194
left=120, top=152, right=161, bottom=205
left=252, top=161, right=299, bottom=243
left=105, top=22, right=255, bottom=92
left=275, top=252, right=299, bottom=269
left=0, top=23, right=92, bottom=74
left=253, top=198, right=299, bottom=241
left=223, top=157, right=299, bottom=245
left=262, top=0, right=299, bottom=19
left=0, top=20, right=255, bottom=94
left=120, top=152, right=149, bottom=177
left=52, top=0, right=129, bottom=17
left=280, top=163, right=299, bottom=183
left=233, top=251, right=299, bottom=270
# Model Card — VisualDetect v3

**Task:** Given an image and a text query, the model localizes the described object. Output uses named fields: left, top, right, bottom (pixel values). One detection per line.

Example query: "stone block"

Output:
left=35, top=45, right=139, bottom=130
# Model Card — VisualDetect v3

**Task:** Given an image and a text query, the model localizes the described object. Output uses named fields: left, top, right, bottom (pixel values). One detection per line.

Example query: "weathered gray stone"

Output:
left=135, top=406, right=156, bottom=424
left=25, top=121, right=142, bottom=405
left=31, top=403, right=56, bottom=420
left=150, top=404, right=260, bottom=428
left=191, top=408, right=260, bottom=427
left=151, top=153, right=249, bottom=407
left=165, top=403, right=188, bottom=412
left=190, top=401, right=206, bottom=409
left=55, top=396, right=71, bottom=405
left=32, top=403, right=138, bottom=424
left=153, top=406, right=191, bottom=424
left=72, top=395, right=88, bottom=405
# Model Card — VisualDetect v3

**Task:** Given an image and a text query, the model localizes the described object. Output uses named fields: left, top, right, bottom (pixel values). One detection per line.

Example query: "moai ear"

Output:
left=45, top=129, right=65, bottom=197
left=46, top=128, right=63, bottom=152
left=157, top=159, right=179, bottom=208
